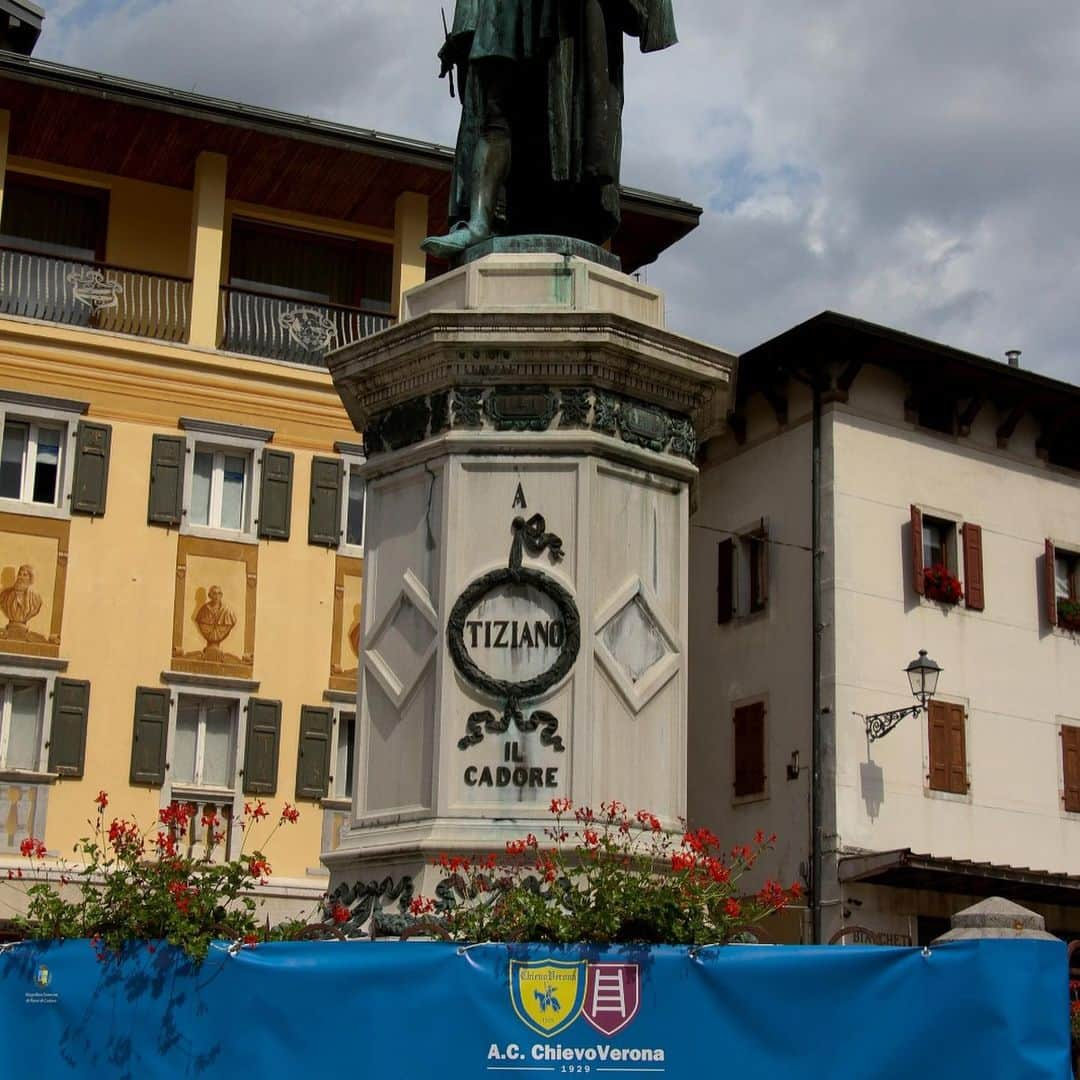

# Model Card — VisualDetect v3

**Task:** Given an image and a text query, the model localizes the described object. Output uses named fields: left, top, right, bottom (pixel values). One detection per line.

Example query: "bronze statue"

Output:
left=422, top=0, right=677, bottom=260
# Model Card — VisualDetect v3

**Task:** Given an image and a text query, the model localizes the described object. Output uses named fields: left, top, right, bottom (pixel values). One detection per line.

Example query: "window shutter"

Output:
left=147, top=434, right=185, bottom=526
left=257, top=449, right=294, bottom=540
left=946, top=702, right=968, bottom=794
left=911, top=505, right=924, bottom=595
left=1046, top=539, right=1058, bottom=627
left=242, top=698, right=281, bottom=796
left=1062, top=726, right=1080, bottom=813
left=308, top=456, right=344, bottom=547
left=733, top=701, right=765, bottom=797
left=47, top=678, right=90, bottom=777
left=927, top=700, right=948, bottom=792
left=295, top=705, right=333, bottom=799
left=70, top=420, right=111, bottom=516
left=130, top=686, right=170, bottom=786
left=962, top=522, right=985, bottom=611
left=717, top=538, right=735, bottom=624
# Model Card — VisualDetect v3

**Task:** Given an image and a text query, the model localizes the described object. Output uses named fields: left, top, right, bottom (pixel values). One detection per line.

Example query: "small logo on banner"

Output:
left=34, top=965, right=51, bottom=989
left=509, top=959, right=587, bottom=1037
left=582, top=964, right=640, bottom=1036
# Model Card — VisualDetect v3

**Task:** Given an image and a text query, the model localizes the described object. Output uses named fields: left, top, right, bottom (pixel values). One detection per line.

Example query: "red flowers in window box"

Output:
left=923, top=563, right=963, bottom=604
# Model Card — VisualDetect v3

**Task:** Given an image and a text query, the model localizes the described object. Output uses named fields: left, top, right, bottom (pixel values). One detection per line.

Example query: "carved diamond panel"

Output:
left=363, top=570, right=438, bottom=709
left=594, top=577, right=680, bottom=714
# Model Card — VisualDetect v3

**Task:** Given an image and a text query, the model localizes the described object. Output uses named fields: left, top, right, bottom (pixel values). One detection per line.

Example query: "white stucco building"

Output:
left=689, top=311, right=1080, bottom=945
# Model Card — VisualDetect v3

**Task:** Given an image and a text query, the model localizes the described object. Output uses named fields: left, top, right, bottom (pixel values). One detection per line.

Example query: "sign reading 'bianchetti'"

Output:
left=448, top=511, right=580, bottom=790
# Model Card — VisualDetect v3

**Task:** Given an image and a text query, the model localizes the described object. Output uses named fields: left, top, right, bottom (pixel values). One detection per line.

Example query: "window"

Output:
left=0, top=418, right=63, bottom=506
left=229, top=219, right=392, bottom=313
left=927, top=700, right=967, bottom=795
left=717, top=521, right=769, bottom=624
left=332, top=710, right=356, bottom=800
left=173, top=695, right=238, bottom=791
left=910, top=506, right=984, bottom=610
left=0, top=173, right=107, bottom=262
left=342, top=462, right=366, bottom=552
left=190, top=445, right=251, bottom=532
left=1056, top=551, right=1078, bottom=601
left=0, top=678, right=43, bottom=770
left=733, top=700, right=766, bottom=800
left=1063, top=725, right=1080, bottom=814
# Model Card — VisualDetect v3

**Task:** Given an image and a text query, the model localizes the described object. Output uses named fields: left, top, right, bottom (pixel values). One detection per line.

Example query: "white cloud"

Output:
left=38, top=0, right=1080, bottom=378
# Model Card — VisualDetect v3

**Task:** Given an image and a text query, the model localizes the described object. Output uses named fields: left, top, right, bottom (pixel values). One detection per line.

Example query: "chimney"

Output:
left=1005, top=349, right=1021, bottom=369
left=0, top=1, right=44, bottom=57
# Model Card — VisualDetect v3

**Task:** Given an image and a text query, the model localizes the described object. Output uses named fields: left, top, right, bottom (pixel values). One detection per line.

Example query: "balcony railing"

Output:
left=0, top=244, right=191, bottom=343
left=220, top=285, right=394, bottom=367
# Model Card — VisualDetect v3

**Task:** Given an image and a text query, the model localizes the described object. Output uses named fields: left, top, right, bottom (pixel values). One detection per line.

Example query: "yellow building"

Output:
left=0, top=41, right=698, bottom=920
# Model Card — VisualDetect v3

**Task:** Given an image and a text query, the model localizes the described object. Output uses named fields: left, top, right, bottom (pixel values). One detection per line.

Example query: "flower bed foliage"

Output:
left=923, top=563, right=964, bottom=604
left=1058, top=599, right=1080, bottom=633
left=8, top=792, right=304, bottom=961
left=409, top=799, right=802, bottom=945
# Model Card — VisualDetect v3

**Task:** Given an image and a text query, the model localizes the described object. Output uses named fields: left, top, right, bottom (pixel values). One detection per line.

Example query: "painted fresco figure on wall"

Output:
left=194, top=585, right=237, bottom=653
left=421, top=0, right=677, bottom=259
left=0, top=564, right=42, bottom=639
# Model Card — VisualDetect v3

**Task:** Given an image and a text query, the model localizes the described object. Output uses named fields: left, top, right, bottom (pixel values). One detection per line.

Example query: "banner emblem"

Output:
left=509, top=959, right=587, bottom=1037
left=583, top=964, right=640, bottom=1035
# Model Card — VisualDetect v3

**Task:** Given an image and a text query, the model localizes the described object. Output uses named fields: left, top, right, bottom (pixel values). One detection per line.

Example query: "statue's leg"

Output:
left=422, top=60, right=514, bottom=258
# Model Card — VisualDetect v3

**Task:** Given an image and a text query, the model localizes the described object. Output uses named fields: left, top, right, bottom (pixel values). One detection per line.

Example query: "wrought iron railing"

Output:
left=220, top=285, right=394, bottom=367
left=0, top=244, right=192, bottom=343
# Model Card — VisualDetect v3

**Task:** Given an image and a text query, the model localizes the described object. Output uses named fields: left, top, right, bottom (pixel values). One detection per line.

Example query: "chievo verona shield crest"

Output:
left=582, top=964, right=640, bottom=1036
left=509, top=959, right=588, bottom=1037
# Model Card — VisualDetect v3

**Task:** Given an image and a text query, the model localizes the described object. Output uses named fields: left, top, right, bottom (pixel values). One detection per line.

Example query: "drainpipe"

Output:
left=811, top=379, right=823, bottom=944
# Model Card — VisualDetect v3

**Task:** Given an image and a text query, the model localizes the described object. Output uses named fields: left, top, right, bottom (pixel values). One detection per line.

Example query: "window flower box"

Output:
left=923, top=563, right=964, bottom=605
left=1058, top=598, right=1080, bottom=633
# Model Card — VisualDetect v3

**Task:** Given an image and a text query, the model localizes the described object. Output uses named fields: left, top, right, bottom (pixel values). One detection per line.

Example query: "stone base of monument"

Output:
left=324, top=252, right=734, bottom=899
left=455, top=234, right=622, bottom=272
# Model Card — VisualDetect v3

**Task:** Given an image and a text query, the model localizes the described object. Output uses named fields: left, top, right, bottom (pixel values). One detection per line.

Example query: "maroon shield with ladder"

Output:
left=582, top=964, right=640, bottom=1036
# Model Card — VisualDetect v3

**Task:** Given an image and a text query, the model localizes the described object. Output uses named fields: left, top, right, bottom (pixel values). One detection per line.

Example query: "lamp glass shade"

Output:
left=905, top=650, right=942, bottom=706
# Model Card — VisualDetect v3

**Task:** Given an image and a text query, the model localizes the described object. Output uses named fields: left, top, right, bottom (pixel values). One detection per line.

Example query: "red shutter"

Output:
left=733, top=702, right=765, bottom=797
left=962, top=523, right=985, bottom=611
left=717, top=538, right=735, bottom=625
left=928, top=701, right=948, bottom=792
left=911, top=505, right=925, bottom=595
left=1062, top=726, right=1080, bottom=813
left=1046, top=539, right=1058, bottom=627
left=946, top=703, right=968, bottom=794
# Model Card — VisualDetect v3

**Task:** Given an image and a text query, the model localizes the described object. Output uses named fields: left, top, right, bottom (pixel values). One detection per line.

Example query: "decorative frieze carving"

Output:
left=360, top=386, right=697, bottom=461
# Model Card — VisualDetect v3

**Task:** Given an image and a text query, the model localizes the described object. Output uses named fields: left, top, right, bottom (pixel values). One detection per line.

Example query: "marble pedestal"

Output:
left=324, top=253, right=734, bottom=906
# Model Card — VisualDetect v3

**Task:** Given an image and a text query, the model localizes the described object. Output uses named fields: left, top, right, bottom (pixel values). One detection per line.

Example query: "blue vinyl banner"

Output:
left=0, top=938, right=1070, bottom=1078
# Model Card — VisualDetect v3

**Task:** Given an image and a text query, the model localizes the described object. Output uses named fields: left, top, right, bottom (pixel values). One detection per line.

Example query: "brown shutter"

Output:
left=130, top=686, right=170, bottom=786
left=1062, top=726, right=1080, bottom=813
left=946, top=702, right=968, bottom=794
left=911, top=505, right=925, bottom=595
left=1046, top=539, right=1058, bottom=627
left=717, top=538, right=734, bottom=624
left=733, top=701, right=765, bottom=797
left=749, top=532, right=768, bottom=613
left=148, top=434, right=185, bottom=526
left=927, top=700, right=948, bottom=792
left=308, top=456, right=344, bottom=547
left=962, top=523, right=985, bottom=611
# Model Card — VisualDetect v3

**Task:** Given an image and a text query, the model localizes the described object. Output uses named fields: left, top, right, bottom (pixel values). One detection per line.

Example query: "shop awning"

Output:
left=839, top=849, right=1080, bottom=907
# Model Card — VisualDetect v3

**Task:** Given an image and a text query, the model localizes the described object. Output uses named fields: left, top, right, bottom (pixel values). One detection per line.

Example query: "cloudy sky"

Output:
left=36, top=1, right=1080, bottom=379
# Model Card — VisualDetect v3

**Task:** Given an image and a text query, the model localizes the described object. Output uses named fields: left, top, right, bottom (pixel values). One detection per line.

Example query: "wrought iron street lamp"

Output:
left=863, top=650, right=943, bottom=742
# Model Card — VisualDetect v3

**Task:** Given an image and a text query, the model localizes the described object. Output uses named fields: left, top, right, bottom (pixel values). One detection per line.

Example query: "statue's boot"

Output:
left=421, top=128, right=509, bottom=258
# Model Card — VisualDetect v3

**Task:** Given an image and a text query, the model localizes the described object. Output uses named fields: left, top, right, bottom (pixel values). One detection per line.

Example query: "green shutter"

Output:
left=147, top=434, right=185, bottom=526
left=242, top=698, right=281, bottom=796
left=70, top=421, right=111, bottom=516
left=47, top=678, right=90, bottom=777
left=257, top=449, right=294, bottom=540
left=295, top=705, right=333, bottom=799
left=130, top=686, right=170, bottom=786
left=308, top=456, right=343, bottom=547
